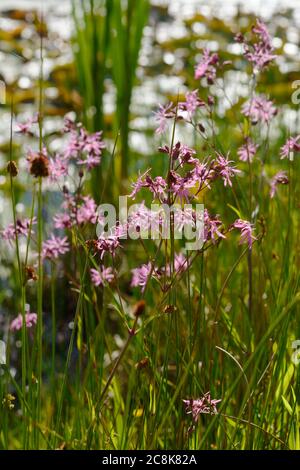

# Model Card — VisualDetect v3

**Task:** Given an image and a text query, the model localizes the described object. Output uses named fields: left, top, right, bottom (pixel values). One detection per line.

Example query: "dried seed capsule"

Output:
left=29, top=152, right=49, bottom=178
left=25, top=265, right=38, bottom=282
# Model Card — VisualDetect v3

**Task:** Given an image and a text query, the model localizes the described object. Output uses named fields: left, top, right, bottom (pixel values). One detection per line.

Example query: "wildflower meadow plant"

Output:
left=0, top=13, right=299, bottom=453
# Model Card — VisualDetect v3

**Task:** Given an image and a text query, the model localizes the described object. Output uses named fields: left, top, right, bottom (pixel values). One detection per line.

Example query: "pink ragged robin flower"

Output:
left=169, top=171, right=196, bottom=203
left=232, top=219, right=256, bottom=249
left=214, top=153, right=241, bottom=187
left=237, top=138, right=258, bottom=163
left=96, top=233, right=121, bottom=259
left=179, top=90, right=205, bottom=117
left=1, top=217, right=37, bottom=242
left=54, top=195, right=100, bottom=228
left=62, top=124, right=105, bottom=167
left=77, top=129, right=105, bottom=169
left=131, top=262, right=154, bottom=293
left=10, top=307, right=37, bottom=332
left=90, top=267, right=114, bottom=287
left=270, top=171, right=289, bottom=198
left=15, top=114, right=39, bottom=136
left=194, top=49, right=219, bottom=84
left=49, top=154, right=68, bottom=181
left=192, top=160, right=213, bottom=191
left=76, top=196, right=98, bottom=225
left=183, top=392, right=221, bottom=422
left=280, top=135, right=300, bottom=159
left=242, top=95, right=277, bottom=124
left=204, top=209, right=225, bottom=243
left=163, top=253, right=188, bottom=278
left=54, top=213, right=72, bottom=229
left=63, top=129, right=81, bottom=159
left=237, top=19, right=276, bottom=71
left=63, top=116, right=78, bottom=133
left=244, top=40, right=276, bottom=71
left=129, top=170, right=151, bottom=200
left=153, top=102, right=174, bottom=135
left=42, top=235, right=70, bottom=259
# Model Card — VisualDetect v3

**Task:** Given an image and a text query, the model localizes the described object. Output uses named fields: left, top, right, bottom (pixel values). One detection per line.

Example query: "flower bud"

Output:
left=7, top=160, right=18, bottom=177
left=133, top=300, right=146, bottom=317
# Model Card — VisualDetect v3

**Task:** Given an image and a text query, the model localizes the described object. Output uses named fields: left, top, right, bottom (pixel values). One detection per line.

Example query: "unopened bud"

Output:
left=7, top=160, right=18, bottom=177
left=133, top=300, right=146, bottom=317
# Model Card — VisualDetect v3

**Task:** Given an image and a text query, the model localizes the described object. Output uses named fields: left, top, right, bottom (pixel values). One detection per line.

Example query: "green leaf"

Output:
left=281, top=395, right=293, bottom=416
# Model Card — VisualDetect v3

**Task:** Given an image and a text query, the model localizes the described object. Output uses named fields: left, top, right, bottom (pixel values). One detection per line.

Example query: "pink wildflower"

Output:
left=214, top=153, right=241, bottom=187
left=96, top=234, right=121, bottom=259
left=252, top=19, right=272, bottom=45
left=15, top=114, right=38, bottom=136
left=172, top=142, right=197, bottom=167
left=244, top=42, right=276, bottom=71
left=237, top=19, right=276, bottom=71
left=238, top=138, right=258, bottom=162
left=270, top=171, right=289, bottom=198
left=173, top=207, right=195, bottom=232
left=77, top=154, right=101, bottom=169
left=179, top=90, right=204, bottom=117
left=131, top=262, right=154, bottom=292
left=63, top=116, right=78, bottom=133
left=54, top=213, right=72, bottom=229
left=10, top=309, right=37, bottom=332
left=183, top=392, right=221, bottom=421
left=42, top=235, right=70, bottom=259
left=129, top=170, right=151, bottom=199
left=63, top=130, right=81, bottom=159
left=154, top=102, right=174, bottom=134
left=163, top=253, right=188, bottom=277
left=169, top=171, right=196, bottom=202
left=128, top=203, right=161, bottom=236
left=49, top=154, right=68, bottom=181
left=195, top=49, right=219, bottom=84
left=192, top=160, right=213, bottom=190
left=77, top=129, right=105, bottom=168
left=232, top=219, right=256, bottom=249
left=242, top=95, right=277, bottom=124
left=280, top=136, right=300, bottom=159
left=90, top=267, right=114, bottom=287
left=76, top=196, right=98, bottom=225
left=63, top=125, right=105, bottom=166
left=204, top=209, right=225, bottom=243
left=1, top=217, right=37, bottom=241
left=54, top=195, right=99, bottom=228
left=145, top=175, right=167, bottom=200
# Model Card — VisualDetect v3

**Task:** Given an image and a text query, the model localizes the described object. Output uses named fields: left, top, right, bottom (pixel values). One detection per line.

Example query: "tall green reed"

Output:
left=72, top=0, right=149, bottom=197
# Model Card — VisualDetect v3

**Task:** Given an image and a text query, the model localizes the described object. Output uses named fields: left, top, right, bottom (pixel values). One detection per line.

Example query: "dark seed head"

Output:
left=25, top=265, right=38, bottom=282
left=29, top=153, right=49, bottom=178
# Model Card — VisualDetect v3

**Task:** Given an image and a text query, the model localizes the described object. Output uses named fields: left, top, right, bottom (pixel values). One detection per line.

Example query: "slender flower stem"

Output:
left=36, top=14, right=44, bottom=446
left=85, top=315, right=139, bottom=448
left=51, top=262, right=56, bottom=393
left=8, top=98, right=28, bottom=447
left=53, top=251, right=89, bottom=448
